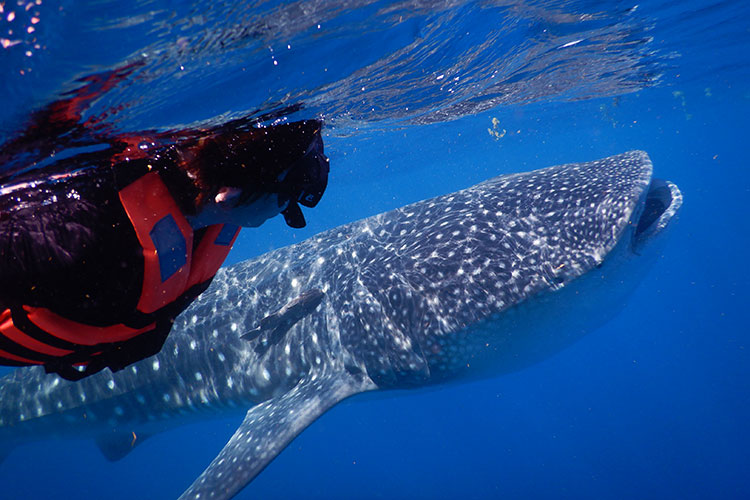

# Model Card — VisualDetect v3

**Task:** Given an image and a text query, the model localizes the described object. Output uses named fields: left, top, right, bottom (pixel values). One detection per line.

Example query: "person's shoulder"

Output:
left=0, top=176, right=113, bottom=270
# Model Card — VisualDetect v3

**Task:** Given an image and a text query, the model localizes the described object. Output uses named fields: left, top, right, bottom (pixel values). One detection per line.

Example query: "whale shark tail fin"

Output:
left=178, top=368, right=375, bottom=500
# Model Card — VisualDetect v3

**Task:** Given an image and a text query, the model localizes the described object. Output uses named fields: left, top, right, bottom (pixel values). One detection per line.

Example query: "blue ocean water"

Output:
left=0, top=1, right=748, bottom=498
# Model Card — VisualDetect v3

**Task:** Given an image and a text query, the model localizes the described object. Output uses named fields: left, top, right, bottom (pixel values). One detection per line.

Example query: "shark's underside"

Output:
left=0, top=151, right=682, bottom=499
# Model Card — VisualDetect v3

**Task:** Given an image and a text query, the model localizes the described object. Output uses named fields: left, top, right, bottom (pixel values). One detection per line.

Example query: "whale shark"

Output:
left=0, top=150, right=681, bottom=499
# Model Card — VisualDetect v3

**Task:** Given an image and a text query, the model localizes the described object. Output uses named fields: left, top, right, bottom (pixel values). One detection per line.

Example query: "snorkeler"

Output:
left=0, top=65, right=329, bottom=380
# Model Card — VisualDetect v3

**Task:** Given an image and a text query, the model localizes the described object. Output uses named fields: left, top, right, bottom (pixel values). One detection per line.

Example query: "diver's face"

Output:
left=226, top=193, right=288, bottom=228
left=187, top=192, right=288, bottom=229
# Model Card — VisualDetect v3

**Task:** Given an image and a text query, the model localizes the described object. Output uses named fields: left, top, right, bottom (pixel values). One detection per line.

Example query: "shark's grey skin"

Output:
left=0, top=151, right=681, bottom=499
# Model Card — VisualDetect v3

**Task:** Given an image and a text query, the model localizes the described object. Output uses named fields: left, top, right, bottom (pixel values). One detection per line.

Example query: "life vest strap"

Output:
left=0, top=309, right=63, bottom=364
left=0, top=309, right=74, bottom=358
left=23, top=306, right=154, bottom=346
left=0, top=349, right=40, bottom=365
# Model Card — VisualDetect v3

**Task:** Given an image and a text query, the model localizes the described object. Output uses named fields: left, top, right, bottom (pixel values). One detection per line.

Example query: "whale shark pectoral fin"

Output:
left=95, top=429, right=152, bottom=462
left=178, top=369, right=376, bottom=500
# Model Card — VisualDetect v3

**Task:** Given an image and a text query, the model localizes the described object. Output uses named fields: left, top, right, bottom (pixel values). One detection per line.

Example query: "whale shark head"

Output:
left=443, top=150, right=683, bottom=378
left=0, top=151, right=681, bottom=500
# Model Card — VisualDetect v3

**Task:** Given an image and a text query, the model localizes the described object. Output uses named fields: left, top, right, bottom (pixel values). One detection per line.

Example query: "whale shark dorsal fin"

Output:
left=241, top=288, right=325, bottom=345
left=178, top=369, right=375, bottom=500
left=95, top=429, right=152, bottom=462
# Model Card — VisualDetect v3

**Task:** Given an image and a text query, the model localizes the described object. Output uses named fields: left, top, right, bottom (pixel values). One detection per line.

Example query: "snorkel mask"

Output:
left=277, top=131, right=329, bottom=228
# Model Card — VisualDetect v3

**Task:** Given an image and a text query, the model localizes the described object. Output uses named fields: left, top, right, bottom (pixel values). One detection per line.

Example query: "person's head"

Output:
left=178, top=119, right=329, bottom=229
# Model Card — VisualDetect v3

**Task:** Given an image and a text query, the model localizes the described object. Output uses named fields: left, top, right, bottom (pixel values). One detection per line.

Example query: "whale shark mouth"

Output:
left=632, top=177, right=683, bottom=249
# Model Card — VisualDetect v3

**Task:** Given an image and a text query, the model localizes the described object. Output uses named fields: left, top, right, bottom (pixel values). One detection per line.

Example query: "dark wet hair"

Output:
left=159, top=119, right=327, bottom=217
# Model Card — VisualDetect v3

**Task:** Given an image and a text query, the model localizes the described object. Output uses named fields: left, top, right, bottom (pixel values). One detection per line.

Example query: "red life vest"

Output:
left=0, top=171, right=240, bottom=367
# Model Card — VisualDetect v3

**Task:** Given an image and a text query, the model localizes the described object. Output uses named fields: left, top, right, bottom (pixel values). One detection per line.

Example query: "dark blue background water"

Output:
left=0, top=1, right=748, bottom=498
